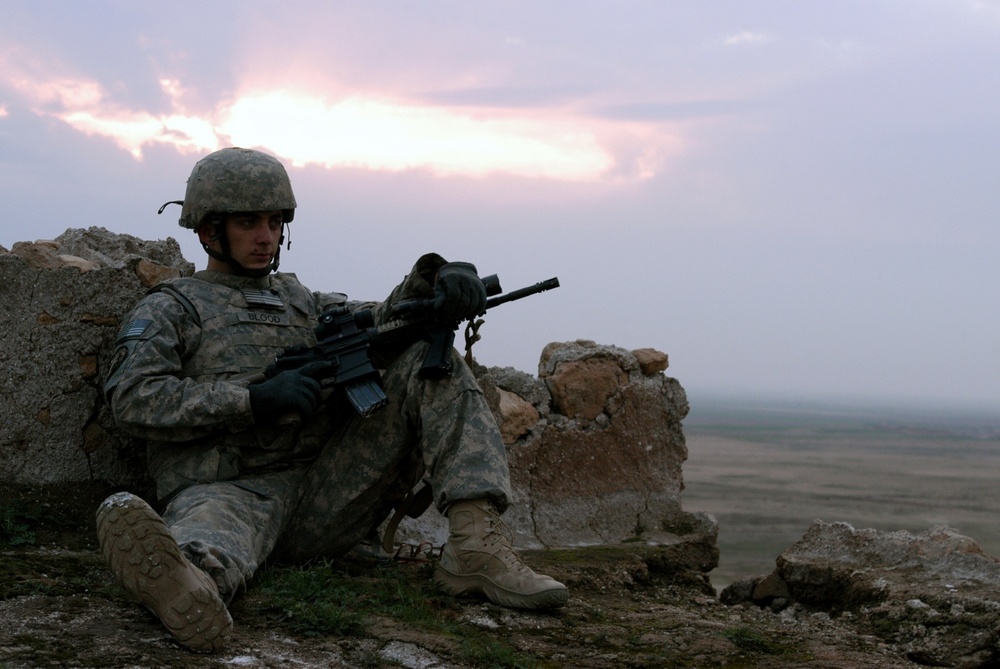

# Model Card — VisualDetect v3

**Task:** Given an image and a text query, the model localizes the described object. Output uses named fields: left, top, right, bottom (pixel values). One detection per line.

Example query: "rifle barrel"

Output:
left=484, top=277, right=559, bottom=310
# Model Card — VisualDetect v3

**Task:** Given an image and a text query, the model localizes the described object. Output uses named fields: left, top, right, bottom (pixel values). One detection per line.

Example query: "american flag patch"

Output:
left=242, top=289, right=285, bottom=309
left=117, top=318, right=153, bottom=340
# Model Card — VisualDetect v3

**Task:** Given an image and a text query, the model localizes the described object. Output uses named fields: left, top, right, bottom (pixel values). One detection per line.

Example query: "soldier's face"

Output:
left=204, top=211, right=283, bottom=273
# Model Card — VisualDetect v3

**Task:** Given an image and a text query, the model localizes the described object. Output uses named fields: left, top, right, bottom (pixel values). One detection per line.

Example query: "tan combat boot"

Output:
left=434, top=499, right=568, bottom=610
left=96, top=492, right=232, bottom=653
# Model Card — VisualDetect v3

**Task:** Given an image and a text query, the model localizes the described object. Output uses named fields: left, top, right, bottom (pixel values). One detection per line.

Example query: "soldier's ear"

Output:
left=197, top=220, right=222, bottom=246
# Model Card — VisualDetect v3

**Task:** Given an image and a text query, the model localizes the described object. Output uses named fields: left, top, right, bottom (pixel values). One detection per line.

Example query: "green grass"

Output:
left=722, top=625, right=793, bottom=655
left=255, top=564, right=368, bottom=637
left=0, top=550, right=113, bottom=600
left=0, top=503, right=37, bottom=547
left=251, top=559, right=539, bottom=668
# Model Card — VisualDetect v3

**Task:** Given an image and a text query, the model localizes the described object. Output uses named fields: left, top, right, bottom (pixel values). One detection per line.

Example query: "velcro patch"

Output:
left=238, top=311, right=290, bottom=326
left=242, top=289, right=286, bottom=309
left=116, top=318, right=153, bottom=341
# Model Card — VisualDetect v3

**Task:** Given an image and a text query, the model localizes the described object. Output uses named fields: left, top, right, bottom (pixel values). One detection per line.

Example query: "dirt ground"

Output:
left=7, top=398, right=998, bottom=668
left=0, top=492, right=924, bottom=669
left=1, top=545, right=928, bottom=669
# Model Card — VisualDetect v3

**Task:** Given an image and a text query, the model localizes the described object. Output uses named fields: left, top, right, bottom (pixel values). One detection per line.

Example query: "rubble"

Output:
left=721, top=521, right=1000, bottom=667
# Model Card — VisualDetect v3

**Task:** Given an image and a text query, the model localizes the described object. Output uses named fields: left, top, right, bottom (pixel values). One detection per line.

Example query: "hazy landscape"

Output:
left=680, top=395, right=1000, bottom=590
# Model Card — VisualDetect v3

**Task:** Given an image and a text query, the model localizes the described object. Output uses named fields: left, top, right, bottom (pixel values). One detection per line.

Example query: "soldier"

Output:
left=97, top=147, right=567, bottom=653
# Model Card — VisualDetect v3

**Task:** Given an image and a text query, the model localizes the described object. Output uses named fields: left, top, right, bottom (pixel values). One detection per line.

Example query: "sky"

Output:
left=1, top=1, right=998, bottom=412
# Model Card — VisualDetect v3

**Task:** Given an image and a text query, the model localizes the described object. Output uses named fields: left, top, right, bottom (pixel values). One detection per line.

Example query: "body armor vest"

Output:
left=157, top=273, right=320, bottom=382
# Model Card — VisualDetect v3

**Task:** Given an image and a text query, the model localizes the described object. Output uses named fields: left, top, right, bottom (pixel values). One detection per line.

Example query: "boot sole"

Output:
left=434, top=565, right=569, bottom=610
left=96, top=492, right=232, bottom=653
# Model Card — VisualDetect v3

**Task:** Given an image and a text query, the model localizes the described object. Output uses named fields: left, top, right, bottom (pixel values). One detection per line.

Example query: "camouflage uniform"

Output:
left=105, top=253, right=511, bottom=601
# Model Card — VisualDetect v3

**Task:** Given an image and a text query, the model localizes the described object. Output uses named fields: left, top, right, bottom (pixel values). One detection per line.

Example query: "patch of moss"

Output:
left=249, top=559, right=539, bottom=668
left=459, top=635, right=537, bottom=669
left=0, top=549, right=113, bottom=600
left=0, top=503, right=38, bottom=547
left=722, top=624, right=795, bottom=655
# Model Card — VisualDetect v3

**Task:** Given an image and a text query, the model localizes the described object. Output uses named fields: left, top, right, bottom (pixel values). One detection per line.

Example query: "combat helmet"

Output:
left=177, top=147, right=296, bottom=230
left=159, top=147, right=297, bottom=275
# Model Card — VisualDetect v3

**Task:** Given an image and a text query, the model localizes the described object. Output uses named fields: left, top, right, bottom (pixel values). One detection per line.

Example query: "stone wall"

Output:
left=0, top=228, right=193, bottom=490
left=0, top=228, right=714, bottom=565
left=490, top=342, right=693, bottom=548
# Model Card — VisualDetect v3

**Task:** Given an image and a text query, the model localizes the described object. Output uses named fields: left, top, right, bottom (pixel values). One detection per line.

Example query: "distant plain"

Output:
left=680, top=396, right=1000, bottom=589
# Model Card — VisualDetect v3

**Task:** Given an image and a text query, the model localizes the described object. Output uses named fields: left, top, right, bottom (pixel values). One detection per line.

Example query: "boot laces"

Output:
left=483, top=511, right=531, bottom=573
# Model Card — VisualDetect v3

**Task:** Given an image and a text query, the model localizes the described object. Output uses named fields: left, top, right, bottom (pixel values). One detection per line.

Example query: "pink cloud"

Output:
left=0, top=50, right=682, bottom=181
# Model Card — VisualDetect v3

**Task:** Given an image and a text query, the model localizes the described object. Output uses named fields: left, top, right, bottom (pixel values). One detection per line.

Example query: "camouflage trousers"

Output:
left=160, top=342, right=512, bottom=602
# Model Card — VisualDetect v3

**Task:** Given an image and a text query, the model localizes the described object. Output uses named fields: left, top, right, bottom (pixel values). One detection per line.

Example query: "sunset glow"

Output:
left=2, top=59, right=648, bottom=181
left=222, top=92, right=615, bottom=180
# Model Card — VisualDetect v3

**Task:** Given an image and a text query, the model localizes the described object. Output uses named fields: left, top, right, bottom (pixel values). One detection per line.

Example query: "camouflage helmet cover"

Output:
left=178, top=147, right=297, bottom=229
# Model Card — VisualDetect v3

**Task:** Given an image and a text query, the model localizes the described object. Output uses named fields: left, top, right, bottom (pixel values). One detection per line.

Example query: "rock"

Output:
left=509, top=370, right=693, bottom=548
left=724, top=520, right=1000, bottom=668
left=11, top=241, right=63, bottom=270
left=539, top=340, right=635, bottom=421
left=719, top=576, right=761, bottom=606
left=58, top=255, right=101, bottom=272
left=134, top=258, right=182, bottom=287
left=632, top=347, right=669, bottom=375
left=545, top=355, right=627, bottom=420
left=491, top=366, right=551, bottom=412
left=752, top=572, right=792, bottom=611
left=54, top=227, right=195, bottom=272
left=497, top=388, right=539, bottom=444
left=0, top=227, right=192, bottom=490
left=399, top=338, right=704, bottom=563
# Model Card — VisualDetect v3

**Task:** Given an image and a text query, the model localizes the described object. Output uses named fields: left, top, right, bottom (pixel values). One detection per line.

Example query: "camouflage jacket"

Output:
left=104, top=253, right=446, bottom=499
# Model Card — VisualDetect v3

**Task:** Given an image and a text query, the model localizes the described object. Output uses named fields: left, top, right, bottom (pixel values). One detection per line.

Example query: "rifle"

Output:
left=257, top=274, right=559, bottom=419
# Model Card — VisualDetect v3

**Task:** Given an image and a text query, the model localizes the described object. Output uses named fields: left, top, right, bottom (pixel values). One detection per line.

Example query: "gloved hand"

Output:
left=433, top=262, right=487, bottom=321
left=248, top=361, right=334, bottom=424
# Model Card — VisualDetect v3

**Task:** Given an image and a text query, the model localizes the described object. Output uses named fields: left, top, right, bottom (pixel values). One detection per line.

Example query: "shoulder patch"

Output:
left=116, top=318, right=153, bottom=341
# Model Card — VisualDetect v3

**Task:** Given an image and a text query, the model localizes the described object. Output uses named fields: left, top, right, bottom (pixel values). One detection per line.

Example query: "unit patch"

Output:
left=107, top=346, right=129, bottom=378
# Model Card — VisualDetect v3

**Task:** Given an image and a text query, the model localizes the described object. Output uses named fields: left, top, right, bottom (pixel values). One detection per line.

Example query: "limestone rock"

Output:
left=722, top=521, right=1000, bottom=668
left=134, top=258, right=182, bottom=287
left=399, top=338, right=703, bottom=563
left=539, top=340, right=634, bottom=421
left=11, top=242, right=64, bottom=270
left=510, top=370, right=693, bottom=549
left=0, top=227, right=192, bottom=489
left=497, top=388, right=539, bottom=444
left=57, top=255, right=101, bottom=272
left=490, top=366, right=551, bottom=412
left=632, top=347, right=668, bottom=375
left=546, top=356, right=627, bottom=420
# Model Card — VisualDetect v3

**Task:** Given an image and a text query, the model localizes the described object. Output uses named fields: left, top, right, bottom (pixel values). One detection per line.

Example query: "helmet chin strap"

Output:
left=202, top=221, right=287, bottom=278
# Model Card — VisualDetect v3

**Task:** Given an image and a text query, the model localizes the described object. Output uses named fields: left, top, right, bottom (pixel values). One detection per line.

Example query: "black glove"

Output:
left=248, top=362, right=333, bottom=424
left=433, top=262, right=487, bottom=321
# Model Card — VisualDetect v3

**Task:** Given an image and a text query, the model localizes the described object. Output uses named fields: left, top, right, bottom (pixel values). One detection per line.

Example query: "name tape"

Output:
left=237, top=311, right=290, bottom=326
